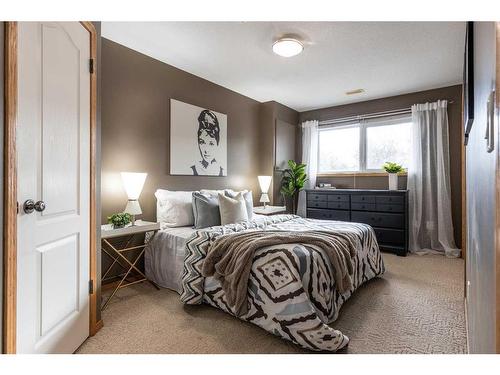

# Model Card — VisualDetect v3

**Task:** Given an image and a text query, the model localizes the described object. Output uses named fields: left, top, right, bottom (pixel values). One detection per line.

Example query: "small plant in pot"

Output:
left=382, top=162, right=405, bottom=190
left=107, top=212, right=132, bottom=229
left=281, top=160, right=308, bottom=214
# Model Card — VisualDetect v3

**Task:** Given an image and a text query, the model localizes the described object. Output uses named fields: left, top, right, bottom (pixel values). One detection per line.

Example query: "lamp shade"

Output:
left=121, top=172, right=147, bottom=200
left=258, top=175, right=272, bottom=194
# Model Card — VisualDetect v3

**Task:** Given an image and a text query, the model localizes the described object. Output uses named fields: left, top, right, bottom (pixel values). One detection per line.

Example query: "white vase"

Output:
left=388, top=173, right=398, bottom=190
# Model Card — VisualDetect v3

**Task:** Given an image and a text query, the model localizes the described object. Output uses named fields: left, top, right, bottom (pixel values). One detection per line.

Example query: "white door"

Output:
left=17, top=22, right=91, bottom=354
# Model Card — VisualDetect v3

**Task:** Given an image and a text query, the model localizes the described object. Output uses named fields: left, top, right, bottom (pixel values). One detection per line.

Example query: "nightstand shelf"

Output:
left=253, top=205, right=287, bottom=215
left=100, top=220, right=160, bottom=310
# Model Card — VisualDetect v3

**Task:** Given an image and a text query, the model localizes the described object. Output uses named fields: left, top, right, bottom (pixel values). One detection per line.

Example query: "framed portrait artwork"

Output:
left=170, top=99, right=228, bottom=176
left=463, top=21, right=474, bottom=145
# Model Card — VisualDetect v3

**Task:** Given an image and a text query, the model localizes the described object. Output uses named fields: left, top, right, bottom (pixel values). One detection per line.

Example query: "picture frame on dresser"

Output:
left=306, top=189, right=409, bottom=256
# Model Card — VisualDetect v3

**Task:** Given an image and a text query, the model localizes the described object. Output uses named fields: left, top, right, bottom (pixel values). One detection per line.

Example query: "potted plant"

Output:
left=107, top=212, right=132, bottom=229
left=382, top=162, right=405, bottom=190
left=281, top=160, right=308, bottom=214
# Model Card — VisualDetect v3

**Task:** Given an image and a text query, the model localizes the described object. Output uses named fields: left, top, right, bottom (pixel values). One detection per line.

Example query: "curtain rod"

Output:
left=318, top=99, right=455, bottom=127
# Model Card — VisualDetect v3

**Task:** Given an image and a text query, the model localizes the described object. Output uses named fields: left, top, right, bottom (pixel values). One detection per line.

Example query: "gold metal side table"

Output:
left=100, top=220, right=161, bottom=310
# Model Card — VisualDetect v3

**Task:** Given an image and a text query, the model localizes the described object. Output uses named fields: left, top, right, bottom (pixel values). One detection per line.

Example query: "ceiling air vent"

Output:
left=345, top=89, right=365, bottom=95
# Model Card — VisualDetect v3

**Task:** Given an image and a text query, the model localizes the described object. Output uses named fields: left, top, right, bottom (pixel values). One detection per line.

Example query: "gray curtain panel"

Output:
left=408, top=100, right=459, bottom=257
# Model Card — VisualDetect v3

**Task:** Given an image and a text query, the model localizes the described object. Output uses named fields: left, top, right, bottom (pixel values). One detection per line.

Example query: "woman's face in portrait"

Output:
left=198, top=129, right=218, bottom=163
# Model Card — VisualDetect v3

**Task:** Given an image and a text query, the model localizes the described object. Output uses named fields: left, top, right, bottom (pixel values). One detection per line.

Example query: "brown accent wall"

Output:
left=101, top=39, right=264, bottom=223
left=258, top=101, right=299, bottom=206
left=299, top=85, right=463, bottom=247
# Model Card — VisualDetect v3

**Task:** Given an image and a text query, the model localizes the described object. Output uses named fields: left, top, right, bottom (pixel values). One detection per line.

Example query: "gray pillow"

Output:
left=192, top=192, right=221, bottom=229
left=225, top=190, right=254, bottom=221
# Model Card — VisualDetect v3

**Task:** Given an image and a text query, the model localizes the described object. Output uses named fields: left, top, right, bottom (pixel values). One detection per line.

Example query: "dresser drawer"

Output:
left=307, top=200, right=328, bottom=209
left=376, top=203, right=404, bottom=213
left=373, top=228, right=405, bottom=246
left=351, top=202, right=376, bottom=211
left=351, top=195, right=376, bottom=203
left=307, top=193, right=327, bottom=202
left=327, top=201, right=349, bottom=210
left=307, top=209, right=350, bottom=221
left=327, top=194, right=349, bottom=202
left=376, top=195, right=404, bottom=205
left=351, top=211, right=404, bottom=229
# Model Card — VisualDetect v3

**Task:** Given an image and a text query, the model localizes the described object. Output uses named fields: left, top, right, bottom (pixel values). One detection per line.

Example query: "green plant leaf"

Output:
left=280, top=159, right=308, bottom=197
left=382, top=161, right=405, bottom=174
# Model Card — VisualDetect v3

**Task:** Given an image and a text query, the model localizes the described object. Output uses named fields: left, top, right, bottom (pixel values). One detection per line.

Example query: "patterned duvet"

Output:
left=180, top=214, right=384, bottom=352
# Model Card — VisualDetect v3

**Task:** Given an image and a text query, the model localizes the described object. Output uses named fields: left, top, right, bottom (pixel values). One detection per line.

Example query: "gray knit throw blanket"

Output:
left=201, top=230, right=358, bottom=316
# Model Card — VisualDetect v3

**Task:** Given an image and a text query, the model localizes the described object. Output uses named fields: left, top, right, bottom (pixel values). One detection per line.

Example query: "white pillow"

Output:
left=218, top=192, right=249, bottom=225
left=200, top=189, right=227, bottom=197
left=155, top=189, right=194, bottom=227
left=225, top=189, right=253, bottom=221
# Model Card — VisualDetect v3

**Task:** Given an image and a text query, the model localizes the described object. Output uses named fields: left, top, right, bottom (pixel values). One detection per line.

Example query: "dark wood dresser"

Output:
left=306, top=189, right=408, bottom=256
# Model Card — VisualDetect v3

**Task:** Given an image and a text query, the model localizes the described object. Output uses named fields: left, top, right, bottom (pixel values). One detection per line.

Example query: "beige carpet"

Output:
left=77, top=253, right=466, bottom=354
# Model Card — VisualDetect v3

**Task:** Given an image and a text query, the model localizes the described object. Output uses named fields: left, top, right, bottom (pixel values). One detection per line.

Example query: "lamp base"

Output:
left=124, top=200, right=142, bottom=226
left=259, top=193, right=270, bottom=208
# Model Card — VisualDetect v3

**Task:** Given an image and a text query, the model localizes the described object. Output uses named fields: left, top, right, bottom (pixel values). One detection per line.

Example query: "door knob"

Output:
left=23, top=199, right=35, bottom=213
left=23, top=199, right=46, bottom=214
left=34, top=200, right=46, bottom=212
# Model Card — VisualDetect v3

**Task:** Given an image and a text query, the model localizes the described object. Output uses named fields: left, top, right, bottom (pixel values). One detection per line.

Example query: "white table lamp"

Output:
left=121, top=172, right=147, bottom=225
left=258, top=175, right=272, bottom=208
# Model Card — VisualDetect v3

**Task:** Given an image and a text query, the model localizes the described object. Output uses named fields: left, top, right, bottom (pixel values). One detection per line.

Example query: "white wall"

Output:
left=466, top=21, right=497, bottom=353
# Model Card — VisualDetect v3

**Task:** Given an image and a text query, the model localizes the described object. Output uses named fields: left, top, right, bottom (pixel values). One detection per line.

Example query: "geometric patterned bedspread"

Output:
left=180, top=215, right=385, bottom=352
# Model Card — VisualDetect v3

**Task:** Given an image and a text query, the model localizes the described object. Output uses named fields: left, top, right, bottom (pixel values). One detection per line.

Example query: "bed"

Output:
left=145, top=213, right=385, bottom=352
left=145, top=225, right=196, bottom=293
left=145, top=214, right=269, bottom=292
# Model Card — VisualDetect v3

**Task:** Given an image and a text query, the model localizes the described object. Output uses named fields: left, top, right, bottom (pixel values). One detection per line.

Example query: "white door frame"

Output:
left=2, top=21, right=99, bottom=354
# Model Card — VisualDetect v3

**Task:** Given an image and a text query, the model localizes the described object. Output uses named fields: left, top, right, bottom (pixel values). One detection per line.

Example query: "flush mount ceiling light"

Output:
left=272, top=38, right=304, bottom=57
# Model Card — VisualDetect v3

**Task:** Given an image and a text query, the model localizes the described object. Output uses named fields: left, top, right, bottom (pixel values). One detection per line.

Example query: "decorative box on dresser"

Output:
left=306, top=189, right=409, bottom=256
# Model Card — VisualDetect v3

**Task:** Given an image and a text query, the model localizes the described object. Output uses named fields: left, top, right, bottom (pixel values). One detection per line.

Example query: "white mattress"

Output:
left=145, top=214, right=268, bottom=293
left=145, top=226, right=197, bottom=293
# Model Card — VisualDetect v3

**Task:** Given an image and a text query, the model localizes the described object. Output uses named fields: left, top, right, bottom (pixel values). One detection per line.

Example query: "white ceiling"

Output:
left=101, top=22, right=465, bottom=112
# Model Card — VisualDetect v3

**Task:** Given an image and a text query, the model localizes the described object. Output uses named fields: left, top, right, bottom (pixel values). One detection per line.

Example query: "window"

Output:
left=318, top=116, right=412, bottom=173
left=318, top=126, right=360, bottom=172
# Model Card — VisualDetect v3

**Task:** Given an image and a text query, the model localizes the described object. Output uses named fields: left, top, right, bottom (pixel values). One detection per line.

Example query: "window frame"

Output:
left=317, top=115, right=412, bottom=175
